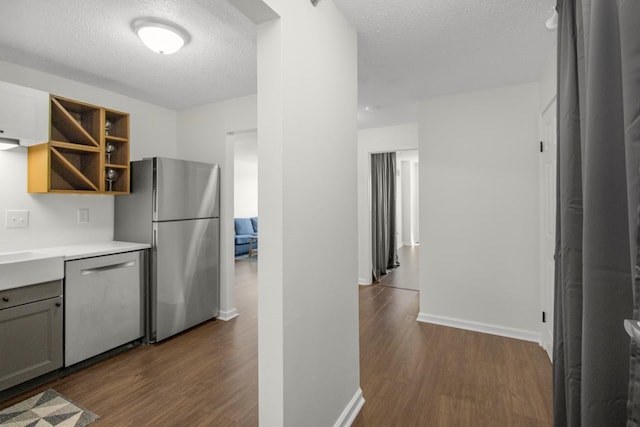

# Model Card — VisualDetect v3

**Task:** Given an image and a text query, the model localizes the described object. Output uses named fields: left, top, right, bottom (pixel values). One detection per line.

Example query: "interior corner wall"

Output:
left=357, top=123, right=419, bottom=285
left=257, top=1, right=360, bottom=426
left=539, top=44, right=557, bottom=110
left=418, top=82, right=541, bottom=339
left=0, top=60, right=177, bottom=253
left=176, top=94, right=257, bottom=320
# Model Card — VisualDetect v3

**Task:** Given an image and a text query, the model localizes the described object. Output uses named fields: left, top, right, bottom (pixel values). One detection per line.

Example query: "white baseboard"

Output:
left=416, top=312, right=541, bottom=343
left=218, top=308, right=239, bottom=321
left=358, top=279, right=372, bottom=286
left=334, top=388, right=365, bottom=427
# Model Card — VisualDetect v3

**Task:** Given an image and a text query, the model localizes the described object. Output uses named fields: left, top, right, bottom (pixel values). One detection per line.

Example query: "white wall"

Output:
left=234, top=160, right=258, bottom=218
left=357, top=123, right=419, bottom=284
left=0, top=60, right=176, bottom=252
left=412, top=161, right=420, bottom=243
left=418, top=82, right=541, bottom=341
left=401, top=161, right=411, bottom=244
left=176, top=95, right=257, bottom=321
left=256, top=0, right=360, bottom=425
left=395, top=167, right=403, bottom=250
left=398, top=150, right=419, bottom=246
left=233, top=132, right=258, bottom=218
left=539, top=45, right=557, bottom=110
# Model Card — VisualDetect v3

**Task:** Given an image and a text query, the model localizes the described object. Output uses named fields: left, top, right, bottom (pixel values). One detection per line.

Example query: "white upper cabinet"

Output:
left=0, top=81, right=48, bottom=146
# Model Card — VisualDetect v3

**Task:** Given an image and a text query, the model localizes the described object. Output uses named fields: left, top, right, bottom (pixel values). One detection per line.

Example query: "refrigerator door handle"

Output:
left=152, top=188, right=157, bottom=215
left=153, top=227, right=157, bottom=251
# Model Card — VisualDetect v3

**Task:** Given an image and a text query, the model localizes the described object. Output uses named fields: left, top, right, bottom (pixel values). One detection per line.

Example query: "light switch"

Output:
left=77, top=208, right=90, bottom=224
left=5, top=210, right=29, bottom=228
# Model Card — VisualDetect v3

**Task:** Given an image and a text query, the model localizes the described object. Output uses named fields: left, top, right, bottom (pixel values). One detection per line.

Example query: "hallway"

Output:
left=356, top=243, right=552, bottom=425
left=355, top=286, right=552, bottom=426
left=376, top=245, right=420, bottom=291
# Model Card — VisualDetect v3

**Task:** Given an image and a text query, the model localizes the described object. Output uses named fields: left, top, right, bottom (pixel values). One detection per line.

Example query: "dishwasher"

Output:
left=64, top=250, right=144, bottom=367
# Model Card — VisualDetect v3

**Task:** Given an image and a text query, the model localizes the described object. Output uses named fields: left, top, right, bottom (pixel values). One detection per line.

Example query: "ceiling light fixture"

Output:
left=0, top=137, right=20, bottom=151
left=132, top=18, right=190, bottom=55
left=545, top=2, right=558, bottom=30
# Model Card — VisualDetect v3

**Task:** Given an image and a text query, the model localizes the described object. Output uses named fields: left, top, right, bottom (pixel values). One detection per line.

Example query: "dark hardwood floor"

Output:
left=377, top=245, right=420, bottom=291
left=1, top=260, right=259, bottom=427
left=354, top=284, right=552, bottom=426
left=1, top=257, right=552, bottom=426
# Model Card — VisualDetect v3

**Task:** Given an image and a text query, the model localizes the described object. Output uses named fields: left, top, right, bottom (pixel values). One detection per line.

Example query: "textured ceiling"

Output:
left=335, top=0, right=556, bottom=128
left=0, top=0, right=555, bottom=128
left=0, top=0, right=257, bottom=110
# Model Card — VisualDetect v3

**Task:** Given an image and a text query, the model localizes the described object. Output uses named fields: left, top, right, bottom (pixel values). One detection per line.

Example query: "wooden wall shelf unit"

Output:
left=28, top=95, right=130, bottom=195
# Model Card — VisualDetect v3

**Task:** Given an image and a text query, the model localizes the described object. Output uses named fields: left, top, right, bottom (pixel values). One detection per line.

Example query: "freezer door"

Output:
left=154, top=158, right=219, bottom=221
left=151, top=218, right=219, bottom=342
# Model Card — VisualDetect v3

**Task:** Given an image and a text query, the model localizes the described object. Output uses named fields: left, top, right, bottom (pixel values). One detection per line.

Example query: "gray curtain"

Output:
left=554, top=0, right=640, bottom=426
left=371, top=152, right=399, bottom=282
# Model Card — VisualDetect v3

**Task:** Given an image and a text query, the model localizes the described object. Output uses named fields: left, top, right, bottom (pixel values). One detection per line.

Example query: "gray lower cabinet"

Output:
left=64, top=250, right=144, bottom=367
left=0, top=281, right=63, bottom=392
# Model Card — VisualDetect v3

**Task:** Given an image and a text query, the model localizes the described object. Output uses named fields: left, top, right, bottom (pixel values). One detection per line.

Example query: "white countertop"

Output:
left=0, top=242, right=149, bottom=292
left=40, top=241, right=150, bottom=261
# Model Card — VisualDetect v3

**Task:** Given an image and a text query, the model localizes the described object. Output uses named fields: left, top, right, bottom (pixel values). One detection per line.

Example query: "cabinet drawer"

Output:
left=0, top=280, right=62, bottom=310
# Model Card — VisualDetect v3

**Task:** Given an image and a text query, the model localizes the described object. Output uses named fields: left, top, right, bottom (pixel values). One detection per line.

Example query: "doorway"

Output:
left=219, top=129, right=258, bottom=321
left=232, top=130, right=258, bottom=262
left=391, top=149, right=419, bottom=291
left=371, top=149, right=419, bottom=291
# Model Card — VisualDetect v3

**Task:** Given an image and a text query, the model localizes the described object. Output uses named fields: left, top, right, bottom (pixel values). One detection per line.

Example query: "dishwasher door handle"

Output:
left=81, top=261, right=136, bottom=276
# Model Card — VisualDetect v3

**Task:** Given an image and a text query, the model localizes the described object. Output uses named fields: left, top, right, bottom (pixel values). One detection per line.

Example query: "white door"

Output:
left=540, top=99, right=557, bottom=361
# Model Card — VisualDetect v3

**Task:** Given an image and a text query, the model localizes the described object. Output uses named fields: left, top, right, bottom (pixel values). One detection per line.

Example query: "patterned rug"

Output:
left=0, top=389, right=99, bottom=427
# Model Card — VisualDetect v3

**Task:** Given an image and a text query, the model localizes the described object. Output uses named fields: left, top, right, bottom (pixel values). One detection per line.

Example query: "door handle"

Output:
left=81, top=261, right=136, bottom=275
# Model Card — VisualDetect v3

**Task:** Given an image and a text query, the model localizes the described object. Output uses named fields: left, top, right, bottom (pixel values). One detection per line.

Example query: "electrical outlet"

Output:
left=5, top=210, right=29, bottom=228
left=77, top=208, right=90, bottom=224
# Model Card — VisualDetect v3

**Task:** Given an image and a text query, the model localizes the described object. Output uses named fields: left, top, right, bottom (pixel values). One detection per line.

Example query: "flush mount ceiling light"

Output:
left=132, top=18, right=190, bottom=55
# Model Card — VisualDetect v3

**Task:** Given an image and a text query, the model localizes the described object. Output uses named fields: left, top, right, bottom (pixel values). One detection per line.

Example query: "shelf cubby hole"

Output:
left=50, top=146, right=100, bottom=191
left=50, top=97, right=100, bottom=147
left=105, top=109, right=129, bottom=140
left=104, top=167, right=129, bottom=193
left=104, top=140, right=128, bottom=166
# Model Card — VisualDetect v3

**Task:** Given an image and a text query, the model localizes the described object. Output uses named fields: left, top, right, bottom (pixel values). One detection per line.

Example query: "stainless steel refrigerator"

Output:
left=114, top=157, right=220, bottom=342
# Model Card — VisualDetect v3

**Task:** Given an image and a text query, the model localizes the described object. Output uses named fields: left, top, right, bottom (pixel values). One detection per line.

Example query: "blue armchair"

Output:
left=235, top=217, right=258, bottom=256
